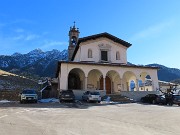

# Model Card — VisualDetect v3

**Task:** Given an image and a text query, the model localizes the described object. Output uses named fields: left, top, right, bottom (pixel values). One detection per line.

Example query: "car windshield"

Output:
left=90, top=92, right=100, bottom=95
left=22, top=90, right=36, bottom=94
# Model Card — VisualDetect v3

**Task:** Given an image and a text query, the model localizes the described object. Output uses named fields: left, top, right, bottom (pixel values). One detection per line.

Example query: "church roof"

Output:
left=71, top=32, right=132, bottom=61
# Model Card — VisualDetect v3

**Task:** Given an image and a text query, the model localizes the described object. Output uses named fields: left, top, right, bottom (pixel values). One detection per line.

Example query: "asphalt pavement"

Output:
left=0, top=102, right=180, bottom=135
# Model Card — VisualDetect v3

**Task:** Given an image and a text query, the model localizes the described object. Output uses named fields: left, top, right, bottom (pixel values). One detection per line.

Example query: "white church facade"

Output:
left=56, top=24, right=159, bottom=99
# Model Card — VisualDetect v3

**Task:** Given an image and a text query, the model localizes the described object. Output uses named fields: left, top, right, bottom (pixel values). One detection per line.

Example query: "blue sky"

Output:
left=0, top=0, right=180, bottom=68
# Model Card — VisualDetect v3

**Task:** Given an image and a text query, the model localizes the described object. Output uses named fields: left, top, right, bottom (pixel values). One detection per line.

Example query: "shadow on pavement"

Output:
left=0, top=100, right=136, bottom=109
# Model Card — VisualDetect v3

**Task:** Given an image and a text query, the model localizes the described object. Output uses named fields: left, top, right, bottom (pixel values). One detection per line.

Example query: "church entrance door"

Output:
left=100, top=76, right=111, bottom=94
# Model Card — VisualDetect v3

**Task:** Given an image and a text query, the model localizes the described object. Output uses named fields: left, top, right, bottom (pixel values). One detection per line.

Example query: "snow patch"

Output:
left=0, top=100, right=11, bottom=103
left=38, top=98, right=59, bottom=103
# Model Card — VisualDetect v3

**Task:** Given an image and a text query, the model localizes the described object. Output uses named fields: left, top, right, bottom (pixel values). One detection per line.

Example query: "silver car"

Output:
left=19, top=89, right=38, bottom=103
left=82, top=91, right=101, bottom=103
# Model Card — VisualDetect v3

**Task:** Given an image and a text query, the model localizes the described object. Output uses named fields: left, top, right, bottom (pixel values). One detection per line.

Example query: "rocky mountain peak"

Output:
left=0, top=50, right=180, bottom=82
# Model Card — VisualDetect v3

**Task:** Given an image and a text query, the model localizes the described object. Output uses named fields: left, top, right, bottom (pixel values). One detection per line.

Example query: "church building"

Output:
left=56, top=24, right=159, bottom=99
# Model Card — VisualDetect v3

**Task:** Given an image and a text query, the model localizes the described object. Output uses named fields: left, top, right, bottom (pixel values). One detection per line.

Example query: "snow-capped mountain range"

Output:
left=0, top=49, right=68, bottom=77
left=0, top=49, right=180, bottom=82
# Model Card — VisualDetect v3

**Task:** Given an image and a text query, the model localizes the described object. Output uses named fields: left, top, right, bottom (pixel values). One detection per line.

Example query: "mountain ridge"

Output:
left=0, top=49, right=180, bottom=82
left=0, top=49, right=68, bottom=78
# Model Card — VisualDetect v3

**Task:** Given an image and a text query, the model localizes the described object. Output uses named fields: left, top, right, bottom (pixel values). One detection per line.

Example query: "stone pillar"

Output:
left=151, top=80, right=154, bottom=91
left=60, top=64, right=68, bottom=90
left=120, top=79, right=122, bottom=91
left=85, top=77, right=88, bottom=90
left=136, top=79, right=139, bottom=91
left=103, top=77, right=106, bottom=91
left=127, top=82, right=129, bottom=91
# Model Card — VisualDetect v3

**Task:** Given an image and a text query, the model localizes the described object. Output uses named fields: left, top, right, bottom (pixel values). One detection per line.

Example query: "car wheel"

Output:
left=98, top=101, right=101, bottom=103
left=152, top=100, right=156, bottom=104
left=178, top=103, right=180, bottom=106
left=20, top=100, right=23, bottom=104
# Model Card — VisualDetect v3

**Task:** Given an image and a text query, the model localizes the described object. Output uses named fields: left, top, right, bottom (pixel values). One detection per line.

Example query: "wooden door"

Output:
left=100, top=76, right=111, bottom=94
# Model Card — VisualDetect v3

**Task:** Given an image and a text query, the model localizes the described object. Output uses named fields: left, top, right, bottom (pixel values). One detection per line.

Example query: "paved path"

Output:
left=0, top=102, right=180, bottom=135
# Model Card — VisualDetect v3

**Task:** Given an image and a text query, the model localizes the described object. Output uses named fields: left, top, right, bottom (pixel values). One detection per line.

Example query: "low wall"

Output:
left=72, top=90, right=106, bottom=100
left=120, top=91, right=159, bottom=101
left=0, top=90, right=20, bottom=101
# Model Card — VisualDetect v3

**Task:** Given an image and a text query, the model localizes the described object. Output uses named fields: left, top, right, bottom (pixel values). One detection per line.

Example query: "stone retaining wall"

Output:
left=0, top=90, right=20, bottom=101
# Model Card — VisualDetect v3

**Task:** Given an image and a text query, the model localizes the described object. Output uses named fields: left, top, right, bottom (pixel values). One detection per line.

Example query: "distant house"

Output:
left=56, top=24, right=159, bottom=99
left=158, top=80, right=178, bottom=93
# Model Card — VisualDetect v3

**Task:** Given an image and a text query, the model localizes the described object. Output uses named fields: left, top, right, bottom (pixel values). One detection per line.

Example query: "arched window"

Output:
left=116, top=51, right=120, bottom=60
left=88, top=49, right=92, bottom=58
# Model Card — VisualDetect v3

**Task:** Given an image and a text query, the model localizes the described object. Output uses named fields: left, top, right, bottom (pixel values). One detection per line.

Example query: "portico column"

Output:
left=85, top=77, right=88, bottom=90
left=136, top=79, right=139, bottom=91
left=60, top=64, right=68, bottom=90
left=120, top=78, right=122, bottom=91
left=151, top=80, right=154, bottom=91
left=127, top=82, right=129, bottom=91
left=103, top=77, right=106, bottom=91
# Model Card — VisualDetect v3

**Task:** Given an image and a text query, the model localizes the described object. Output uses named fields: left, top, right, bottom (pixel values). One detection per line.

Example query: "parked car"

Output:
left=82, top=91, right=101, bottom=103
left=19, top=89, right=38, bottom=103
left=172, top=95, right=180, bottom=106
left=156, top=95, right=167, bottom=105
left=140, top=94, right=158, bottom=104
left=59, top=90, right=75, bottom=102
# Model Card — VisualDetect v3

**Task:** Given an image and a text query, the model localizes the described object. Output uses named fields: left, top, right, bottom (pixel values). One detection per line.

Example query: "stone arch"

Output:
left=106, top=70, right=121, bottom=93
left=122, top=71, right=137, bottom=91
left=68, top=68, right=85, bottom=90
left=139, top=72, right=153, bottom=91
left=130, top=80, right=136, bottom=91
left=87, top=69, right=103, bottom=90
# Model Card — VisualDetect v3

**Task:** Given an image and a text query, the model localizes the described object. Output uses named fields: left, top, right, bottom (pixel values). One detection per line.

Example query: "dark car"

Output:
left=59, top=90, right=75, bottom=102
left=19, top=89, right=38, bottom=103
left=140, top=94, right=158, bottom=104
left=82, top=91, right=101, bottom=103
left=156, top=95, right=167, bottom=105
left=173, top=95, right=180, bottom=106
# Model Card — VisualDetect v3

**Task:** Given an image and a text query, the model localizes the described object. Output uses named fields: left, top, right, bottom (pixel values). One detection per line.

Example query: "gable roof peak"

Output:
left=79, top=32, right=132, bottom=47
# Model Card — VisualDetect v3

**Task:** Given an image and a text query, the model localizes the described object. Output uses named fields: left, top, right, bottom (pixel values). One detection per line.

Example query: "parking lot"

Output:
left=0, top=102, right=180, bottom=135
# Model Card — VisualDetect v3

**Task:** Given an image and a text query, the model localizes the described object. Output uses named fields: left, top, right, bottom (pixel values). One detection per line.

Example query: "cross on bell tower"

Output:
left=68, top=22, right=80, bottom=61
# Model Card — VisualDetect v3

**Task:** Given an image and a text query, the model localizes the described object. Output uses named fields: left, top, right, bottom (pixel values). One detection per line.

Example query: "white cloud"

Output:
left=11, top=19, right=36, bottom=25
left=14, top=28, right=25, bottom=33
left=41, top=41, right=68, bottom=49
left=129, top=20, right=175, bottom=42
left=25, top=34, right=40, bottom=41
left=12, top=35, right=24, bottom=40
left=10, top=34, right=40, bottom=41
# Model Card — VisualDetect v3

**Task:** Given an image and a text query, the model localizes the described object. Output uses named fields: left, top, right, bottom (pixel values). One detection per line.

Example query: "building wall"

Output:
left=59, top=63, right=159, bottom=92
left=74, top=38, right=128, bottom=64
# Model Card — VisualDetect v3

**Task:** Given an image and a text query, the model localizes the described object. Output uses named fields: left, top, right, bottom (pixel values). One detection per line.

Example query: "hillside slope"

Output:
left=0, top=69, right=38, bottom=91
left=147, top=64, right=180, bottom=82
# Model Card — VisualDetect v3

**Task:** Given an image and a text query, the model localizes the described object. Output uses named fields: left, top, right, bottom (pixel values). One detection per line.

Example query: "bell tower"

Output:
left=68, top=22, right=80, bottom=61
